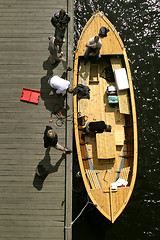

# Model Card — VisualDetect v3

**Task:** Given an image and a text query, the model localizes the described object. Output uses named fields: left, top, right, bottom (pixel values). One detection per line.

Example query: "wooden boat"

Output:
left=73, top=11, right=138, bottom=223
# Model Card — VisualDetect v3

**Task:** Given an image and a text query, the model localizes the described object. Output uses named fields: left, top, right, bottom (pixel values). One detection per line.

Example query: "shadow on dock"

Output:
left=40, top=58, right=69, bottom=115
left=33, top=148, right=65, bottom=191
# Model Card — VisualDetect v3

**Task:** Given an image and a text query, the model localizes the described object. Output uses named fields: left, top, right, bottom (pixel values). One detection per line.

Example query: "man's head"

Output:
left=94, top=36, right=99, bottom=43
left=47, top=129, right=56, bottom=139
left=59, top=9, right=66, bottom=19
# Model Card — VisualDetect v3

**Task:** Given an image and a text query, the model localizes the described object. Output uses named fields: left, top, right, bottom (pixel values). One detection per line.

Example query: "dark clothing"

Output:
left=51, top=12, right=70, bottom=43
left=99, top=26, right=109, bottom=38
left=88, top=121, right=107, bottom=133
left=84, top=47, right=101, bottom=64
left=51, top=12, right=70, bottom=31
left=43, top=126, right=58, bottom=148
left=73, top=84, right=90, bottom=99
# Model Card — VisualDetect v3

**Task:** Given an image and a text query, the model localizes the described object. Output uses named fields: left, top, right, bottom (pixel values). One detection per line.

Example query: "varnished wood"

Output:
left=119, top=167, right=130, bottom=181
left=85, top=170, right=101, bottom=189
left=96, top=132, right=116, bottom=159
left=73, top=11, right=138, bottom=223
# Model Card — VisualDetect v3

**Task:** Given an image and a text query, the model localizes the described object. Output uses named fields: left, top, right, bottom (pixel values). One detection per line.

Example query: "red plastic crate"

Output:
left=20, top=88, right=41, bottom=104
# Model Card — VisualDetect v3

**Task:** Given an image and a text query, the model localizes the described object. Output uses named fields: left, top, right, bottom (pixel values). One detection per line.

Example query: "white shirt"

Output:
left=87, top=37, right=102, bottom=49
left=49, top=75, right=70, bottom=94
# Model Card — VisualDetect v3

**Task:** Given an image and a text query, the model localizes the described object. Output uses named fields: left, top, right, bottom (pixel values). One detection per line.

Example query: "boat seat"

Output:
left=89, top=64, right=99, bottom=83
left=78, top=126, right=90, bottom=169
left=85, top=169, right=101, bottom=189
left=115, top=125, right=125, bottom=146
left=119, top=166, right=130, bottom=181
left=110, top=58, right=130, bottom=114
left=96, top=132, right=116, bottom=160
left=78, top=59, right=90, bottom=117
left=111, top=167, right=130, bottom=190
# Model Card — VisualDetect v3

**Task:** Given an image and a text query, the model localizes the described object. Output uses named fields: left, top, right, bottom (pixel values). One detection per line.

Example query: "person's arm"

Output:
left=86, top=42, right=96, bottom=48
left=51, top=13, right=59, bottom=28
left=51, top=21, right=57, bottom=28
left=56, top=89, right=62, bottom=94
left=58, top=14, right=70, bottom=30
left=62, top=14, right=70, bottom=26
left=55, top=143, right=72, bottom=153
left=86, top=38, right=96, bottom=48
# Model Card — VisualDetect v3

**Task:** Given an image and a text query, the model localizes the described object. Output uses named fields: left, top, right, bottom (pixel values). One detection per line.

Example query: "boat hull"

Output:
left=73, top=11, right=138, bottom=223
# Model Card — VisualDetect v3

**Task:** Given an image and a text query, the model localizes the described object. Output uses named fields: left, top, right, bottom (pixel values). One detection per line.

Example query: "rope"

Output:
left=65, top=196, right=97, bottom=229
left=50, top=106, right=79, bottom=126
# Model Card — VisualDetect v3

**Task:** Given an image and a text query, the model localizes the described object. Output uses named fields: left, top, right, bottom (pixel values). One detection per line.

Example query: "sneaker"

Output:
left=66, top=67, right=72, bottom=71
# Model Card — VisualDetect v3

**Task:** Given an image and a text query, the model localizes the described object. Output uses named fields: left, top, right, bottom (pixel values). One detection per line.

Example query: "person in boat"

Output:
left=83, top=121, right=111, bottom=134
left=84, top=36, right=102, bottom=65
left=48, top=75, right=73, bottom=96
left=51, top=9, right=70, bottom=43
left=48, top=35, right=72, bottom=71
left=43, top=126, right=72, bottom=154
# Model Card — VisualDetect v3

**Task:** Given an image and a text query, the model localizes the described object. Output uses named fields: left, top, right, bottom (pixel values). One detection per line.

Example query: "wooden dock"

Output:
left=0, top=0, right=73, bottom=239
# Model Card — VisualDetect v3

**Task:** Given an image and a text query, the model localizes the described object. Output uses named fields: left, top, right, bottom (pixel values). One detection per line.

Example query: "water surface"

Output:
left=73, top=0, right=160, bottom=239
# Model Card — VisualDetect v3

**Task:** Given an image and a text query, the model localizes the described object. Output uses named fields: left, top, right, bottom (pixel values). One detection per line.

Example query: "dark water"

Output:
left=72, top=1, right=160, bottom=239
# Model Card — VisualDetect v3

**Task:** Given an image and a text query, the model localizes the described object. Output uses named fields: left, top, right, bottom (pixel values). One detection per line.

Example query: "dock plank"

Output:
left=0, top=0, right=73, bottom=240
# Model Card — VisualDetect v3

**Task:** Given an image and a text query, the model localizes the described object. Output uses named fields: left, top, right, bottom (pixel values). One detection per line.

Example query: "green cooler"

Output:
left=108, top=95, right=118, bottom=104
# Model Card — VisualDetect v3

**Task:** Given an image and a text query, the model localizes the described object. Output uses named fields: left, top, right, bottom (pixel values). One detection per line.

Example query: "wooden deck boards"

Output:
left=0, top=0, right=73, bottom=239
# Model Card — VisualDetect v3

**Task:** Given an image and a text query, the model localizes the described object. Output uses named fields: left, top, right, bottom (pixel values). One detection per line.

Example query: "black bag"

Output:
left=99, top=27, right=110, bottom=37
